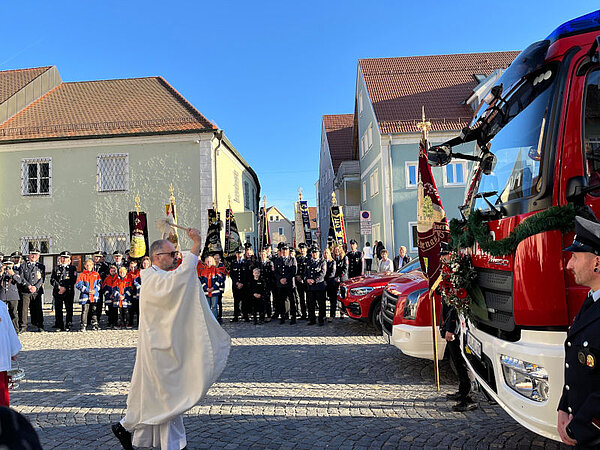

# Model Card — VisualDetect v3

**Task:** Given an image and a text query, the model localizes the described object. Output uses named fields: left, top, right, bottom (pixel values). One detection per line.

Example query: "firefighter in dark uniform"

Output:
left=295, top=243, right=309, bottom=320
left=305, top=245, right=327, bottom=325
left=230, top=248, right=249, bottom=322
left=18, top=250, right=45, bottom=332
left=259, top=247, right=275, bottom=320
left=50, top=251, right=78, bottom=331
left=558, top=216, right=600, bottom=447
left=273, top=244, right=297, bottom=324
left=0, top=256, right=21, bottom=332
left=112, top=251, right=126, bottom=271
left=347, top=239, right=363, bottom=279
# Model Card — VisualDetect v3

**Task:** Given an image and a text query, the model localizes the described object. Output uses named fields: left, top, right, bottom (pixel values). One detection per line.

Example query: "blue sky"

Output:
left=1, top=1, right=597, bottom=219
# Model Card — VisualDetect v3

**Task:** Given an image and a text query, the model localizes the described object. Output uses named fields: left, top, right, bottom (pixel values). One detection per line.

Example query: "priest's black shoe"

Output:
left=445, top=392, right=462, bottom=401
left=111, top=422, right=133, bottom=450
left=452, top=398, right=478, bottom=412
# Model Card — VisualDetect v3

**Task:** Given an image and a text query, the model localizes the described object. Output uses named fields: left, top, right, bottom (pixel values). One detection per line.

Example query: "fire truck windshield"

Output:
left=470, top=61, right=559, bottom=213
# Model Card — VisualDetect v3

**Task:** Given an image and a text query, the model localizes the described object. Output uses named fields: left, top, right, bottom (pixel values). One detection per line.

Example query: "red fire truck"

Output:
left=426, top=10, right=600, bottom=440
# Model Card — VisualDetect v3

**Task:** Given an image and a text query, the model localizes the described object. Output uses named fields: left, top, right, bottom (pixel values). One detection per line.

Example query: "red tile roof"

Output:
left=359, top=51, right=520, bottom=134
left=323, top=114, right=354, bottom=174
left=0, top=76, right=215, bottom=142
left=0, top=66, right=52, bottom=104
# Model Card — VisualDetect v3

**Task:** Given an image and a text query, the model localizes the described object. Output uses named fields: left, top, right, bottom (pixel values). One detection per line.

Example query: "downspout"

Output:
left=386, top=135, right=395, bottom=253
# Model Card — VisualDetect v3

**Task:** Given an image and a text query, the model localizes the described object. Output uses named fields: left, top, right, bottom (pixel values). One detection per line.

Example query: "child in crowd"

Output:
left=75, top=259, right=102, bottom=331
left=101, top=265, right=119, bottom=329
left=197, top=256, right=222, bottom=320
left=127, top=260, right=141, bottom=327
left=114, top=266, right=134, bottom=329
left=249, top=268, right=266, bottom=324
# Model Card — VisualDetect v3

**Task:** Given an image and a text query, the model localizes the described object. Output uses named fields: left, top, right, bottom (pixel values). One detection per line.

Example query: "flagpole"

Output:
left=417, top=107, right=440, bottom=392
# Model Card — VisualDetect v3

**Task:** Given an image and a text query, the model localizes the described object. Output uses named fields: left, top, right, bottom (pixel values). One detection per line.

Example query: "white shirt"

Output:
left=378, top=258, right=392, bottom=273
left=363, top=246, right=373, bottom=259
left=0, top=301, right=21, bottom=372
left=590, top=289, right=600, bottom=302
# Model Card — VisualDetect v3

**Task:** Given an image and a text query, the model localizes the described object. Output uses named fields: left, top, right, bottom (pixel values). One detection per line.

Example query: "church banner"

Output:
left=202, top=209, right=223, bottom=260
left=299, top=200, right=313, bottom=247
left=128, top=211, right=149, bottom=259
left=329, top=205, right=347, bottom=248
left=258, top=206, right=270, bottom=250
left=224, top=208, right=242, bottom=258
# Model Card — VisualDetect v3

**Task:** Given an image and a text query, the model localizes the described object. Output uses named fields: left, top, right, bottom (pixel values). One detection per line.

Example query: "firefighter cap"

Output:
left=10, top=251, right=22, bottom=258
left=564, top=216, right=600, bottom=255
left=298, top=243, right=307, bottom=249
left=59, top=251, right=71, bottom=258
left=93, top=251, right=103, bottom=257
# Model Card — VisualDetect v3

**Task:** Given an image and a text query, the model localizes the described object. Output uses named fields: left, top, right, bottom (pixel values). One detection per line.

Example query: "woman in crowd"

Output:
left=362, top=242, right=373, bottom=275
left=332, top=246, right=348, bottom=320
left=323, top=248, right=337, bottom=323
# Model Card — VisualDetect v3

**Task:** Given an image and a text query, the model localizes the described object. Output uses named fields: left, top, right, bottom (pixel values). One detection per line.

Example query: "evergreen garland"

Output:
left=449, top=203, right=590, bottom=256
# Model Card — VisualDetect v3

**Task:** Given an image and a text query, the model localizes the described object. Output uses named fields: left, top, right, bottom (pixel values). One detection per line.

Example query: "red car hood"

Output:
left=343, top=271, right=418, bottom=290
left=385, top=271, right=427, bottom=295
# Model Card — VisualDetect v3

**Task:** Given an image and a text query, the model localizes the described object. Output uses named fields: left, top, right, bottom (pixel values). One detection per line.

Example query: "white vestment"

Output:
left=0, top=301, right=21, bottom=371
left=122, top=251, right=230, bottom=442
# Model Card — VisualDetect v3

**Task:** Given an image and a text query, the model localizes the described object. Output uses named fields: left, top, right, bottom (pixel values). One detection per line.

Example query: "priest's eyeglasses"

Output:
left=156, top=251, right=178, bottom=258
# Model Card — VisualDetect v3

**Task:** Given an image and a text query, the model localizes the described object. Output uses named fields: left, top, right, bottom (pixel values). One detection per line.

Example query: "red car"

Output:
left=337, top=259, right=421, bottom=331
left=381, top=275, right=447, bottom=360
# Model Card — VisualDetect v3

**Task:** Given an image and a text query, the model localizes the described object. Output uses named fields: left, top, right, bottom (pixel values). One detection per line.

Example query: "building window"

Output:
left=269, top=215, right=274, bottom=222
left=22, top=158, right=51, bottom=196
left=97, top=233, right=128, bottom=257
left=278, top=227, right=284, bottom=235
left=405, top=162, right=418, bottom=188
left=444, top=161, right=467, bottom=186
left=233, top=170, right=240, bottom=202
left=97, top=154, right=129, bottom=192
left=244, top=181, right=250, bottom=209
left=359, top=91, right=363, bottom=114
left=362, top=181, right=367, bottom=200
left=367, top=123, right=373, bottom=149
left=276, top=215, right=280, bottom=221
left=370, top=169, right=379, bottom=197
left=408, top=221, right=418, bottom=253
left=21, top=236, right=51, bottom=254
left=372, top=223, right=381, bottom=242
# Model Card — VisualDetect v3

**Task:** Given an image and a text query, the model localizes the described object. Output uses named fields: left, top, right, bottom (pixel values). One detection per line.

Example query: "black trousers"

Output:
left=218, top=293, right=223, bottom=319
left=118, top=307, right=131, bottom=326
left=107, top=305, right=119, bottom=326
left=307, top=289, right=326, bottom=324
left=232, top=286, right=247, bottom=319
left=296, top=283, right=307, bottom=318
left=252, top=295, right=264, bottom=322
left=19, top=292, right=43, bottom=330
left=447, top=334, right=471, bottom=400
left=81, top=303, right=99, bottom=329
left=277, top=286, right=295, bottom=321
left=3, top=300, right=18, bottom=332
left=327, top=282, right=339, bottom=318
left=54, top=292, right=74, bottom=329
left=263, top=288, right=272, bottom=317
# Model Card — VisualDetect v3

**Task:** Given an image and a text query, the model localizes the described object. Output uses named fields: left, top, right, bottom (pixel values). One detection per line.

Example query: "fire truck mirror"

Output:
left=566, top=176, right=588, bottom=203
left=427, top=145, right=452, bottom=167
left=481, top=152, right=497, bottom=175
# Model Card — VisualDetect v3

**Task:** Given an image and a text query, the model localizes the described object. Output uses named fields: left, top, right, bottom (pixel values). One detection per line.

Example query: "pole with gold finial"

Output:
left=417, top=107, right=440, bottom=392
left=134, top=194, right=141, bottom=214
left=331, top=192, right=337, bottom=207
left=298, top=187, right=303, bottom=201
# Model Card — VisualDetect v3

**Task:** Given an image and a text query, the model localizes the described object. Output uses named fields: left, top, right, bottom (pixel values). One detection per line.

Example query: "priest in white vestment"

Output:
left=112, top=229, right=231, bottom=450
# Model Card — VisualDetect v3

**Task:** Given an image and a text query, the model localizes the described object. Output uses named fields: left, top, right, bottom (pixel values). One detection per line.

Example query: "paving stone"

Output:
left=9, top=295, right=568, bottom=449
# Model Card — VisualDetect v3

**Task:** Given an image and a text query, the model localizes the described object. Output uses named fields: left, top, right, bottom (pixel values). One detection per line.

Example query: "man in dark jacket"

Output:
left=558, top=216, right=600, bottom=447
left=230, top=248, right=249, bottom=322
left=18, top=250, right=45, bottom=332
left=295, top=243, right=309, bottom=320
left=273, top=244, right=297, bottom=325
left=347, top=240, right=362, bottom=279
left=305, top=246, right=327, bottom=326
left=50, top=251, right=78, bottom=331
left=0, top=257, right=21, bottom=332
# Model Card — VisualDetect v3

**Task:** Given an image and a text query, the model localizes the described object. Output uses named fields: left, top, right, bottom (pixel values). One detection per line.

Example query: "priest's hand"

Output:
left=187, top=228, right=202, bottom=256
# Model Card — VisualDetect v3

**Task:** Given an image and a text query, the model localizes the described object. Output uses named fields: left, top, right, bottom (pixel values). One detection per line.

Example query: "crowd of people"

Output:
left=0, top=238, right=412, bottom=333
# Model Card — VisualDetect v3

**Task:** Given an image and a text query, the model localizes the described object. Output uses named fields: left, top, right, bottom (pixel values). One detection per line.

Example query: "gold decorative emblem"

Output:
left=587, top=354, right=596, bottom=368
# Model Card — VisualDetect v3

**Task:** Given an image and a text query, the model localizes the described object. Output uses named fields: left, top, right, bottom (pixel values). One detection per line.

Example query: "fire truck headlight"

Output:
left=500, top=355, right=549, bottom=402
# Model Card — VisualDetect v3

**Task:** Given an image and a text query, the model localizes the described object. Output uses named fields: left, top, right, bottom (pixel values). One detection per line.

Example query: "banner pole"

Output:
left=430, top=289, right=440, bottom=391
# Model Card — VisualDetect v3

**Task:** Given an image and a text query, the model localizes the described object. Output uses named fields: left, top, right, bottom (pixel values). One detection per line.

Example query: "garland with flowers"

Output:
left=439, top=252, right=488, bottom=320
left=448, top=203, right=590, bottom=255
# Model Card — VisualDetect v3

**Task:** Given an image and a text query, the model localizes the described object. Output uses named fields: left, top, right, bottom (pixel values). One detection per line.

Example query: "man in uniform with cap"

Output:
left=558, top=216, right=600, bottom=447
left=18, top=250, right=45, bottom=332
left=295, top=243, right=309, bottom=320
left=347, top=239, right=363, bottom=279
left=273, top=244, right=297, bottom=324
left=50, top=251, right=78, bottom=331
left=0, top=256, right=21, bottom=332
left=230, top=248, right=249, bottom=322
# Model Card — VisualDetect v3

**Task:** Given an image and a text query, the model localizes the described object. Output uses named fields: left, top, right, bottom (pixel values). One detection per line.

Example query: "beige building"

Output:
left=266, top=206, right=293, bottom=247
left=0, top=66, right=260, bottom=270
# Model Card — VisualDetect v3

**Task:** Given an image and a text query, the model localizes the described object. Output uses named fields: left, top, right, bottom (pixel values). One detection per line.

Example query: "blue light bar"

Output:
left=547, top=10, right=600, bottom=43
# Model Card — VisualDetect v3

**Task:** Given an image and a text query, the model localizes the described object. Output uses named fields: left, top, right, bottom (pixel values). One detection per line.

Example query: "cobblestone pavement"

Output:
left=11, top=295, right=567, bottom=449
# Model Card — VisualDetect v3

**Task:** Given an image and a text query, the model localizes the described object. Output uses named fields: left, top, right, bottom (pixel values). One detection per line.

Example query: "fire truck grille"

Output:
left=381, top=290, right=397, bottom=335
left=475, top=268, right=515, bottom=332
